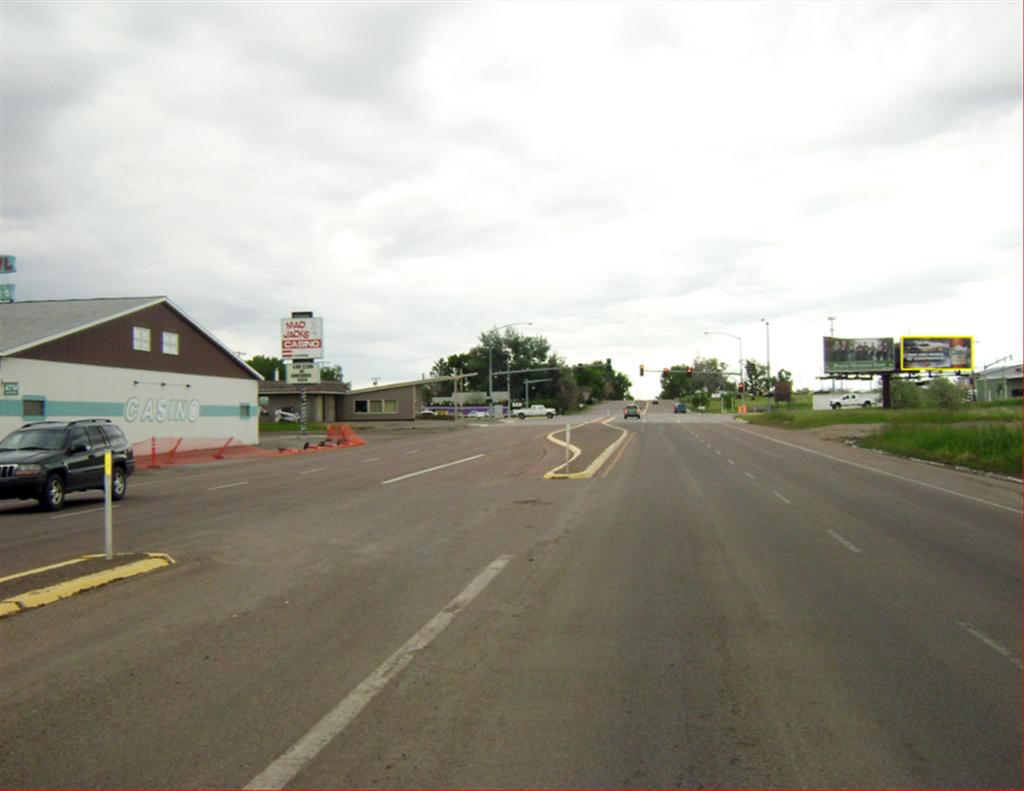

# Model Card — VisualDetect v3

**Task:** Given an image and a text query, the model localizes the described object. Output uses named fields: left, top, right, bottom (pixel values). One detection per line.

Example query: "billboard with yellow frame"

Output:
left=900, top=336, right=973, bottom=371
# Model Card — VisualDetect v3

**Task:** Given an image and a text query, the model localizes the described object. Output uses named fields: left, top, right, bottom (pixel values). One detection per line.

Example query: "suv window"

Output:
left=0, top=427, right=66, bottom=451
left=85, top=426, right=108, bottom=448
left=69, top=427, right=89, bottom=450
left=100, top=425, right=128, bottom=446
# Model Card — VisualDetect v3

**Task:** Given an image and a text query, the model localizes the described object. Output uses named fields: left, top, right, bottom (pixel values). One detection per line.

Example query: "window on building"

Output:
left=354, top=399, right=398, bottom=415
left=162, top=331, right=179, bottom=355
left=240, top=403, right=251, bottom=418
left=133, top=326, right=151, bottom=352
left=22, top=398, right=45, bottom=417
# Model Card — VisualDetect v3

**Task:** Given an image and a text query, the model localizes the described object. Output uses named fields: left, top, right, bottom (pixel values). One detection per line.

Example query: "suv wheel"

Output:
left=111, top=467, right=128, bottom=501
left=41, top=473, right=65, bottom=511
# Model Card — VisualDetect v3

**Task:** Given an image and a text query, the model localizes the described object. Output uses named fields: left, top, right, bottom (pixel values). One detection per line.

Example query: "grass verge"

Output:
left=858, top=423, right=1022, bottom=477
left=744, top=402, right=1022, bottom=477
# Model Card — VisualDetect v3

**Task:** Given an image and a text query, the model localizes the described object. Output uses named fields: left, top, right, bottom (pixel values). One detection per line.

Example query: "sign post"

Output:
left=104, top=451, right=113, bottom=560
left=282, top=312, right=323, bottom=439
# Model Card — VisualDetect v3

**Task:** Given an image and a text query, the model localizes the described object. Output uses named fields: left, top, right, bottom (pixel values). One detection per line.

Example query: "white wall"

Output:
left=0, top=358, right=258, bottom=448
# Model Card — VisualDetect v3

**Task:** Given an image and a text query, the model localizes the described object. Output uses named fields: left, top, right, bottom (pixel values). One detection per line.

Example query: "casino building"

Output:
left=0, top=297, right=262, bottom=449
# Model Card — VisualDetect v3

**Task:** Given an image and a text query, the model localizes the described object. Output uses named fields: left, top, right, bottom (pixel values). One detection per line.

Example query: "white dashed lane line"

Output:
left=207, top=481, right=249, bottom=491
left=827, top=529, right=863, bottom=555
left=773, top=491, right=791, bottom=505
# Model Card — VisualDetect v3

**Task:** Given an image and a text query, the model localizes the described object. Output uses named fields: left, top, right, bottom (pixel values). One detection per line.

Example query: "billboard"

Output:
left=900, top=336, right=973, bottom=371
left=823, top=337, right=895, bottom=373
left=281, top=317, right=323, bottom=359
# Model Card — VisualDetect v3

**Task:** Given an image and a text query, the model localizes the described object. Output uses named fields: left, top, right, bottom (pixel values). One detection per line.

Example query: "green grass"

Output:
left=258, top=421, right=327, bottom=432
left=858, top=423, right=1022, bottom=477
left=743, top=401, right=1022, bottom=477
left=745, top=404, right=1020, bottom=429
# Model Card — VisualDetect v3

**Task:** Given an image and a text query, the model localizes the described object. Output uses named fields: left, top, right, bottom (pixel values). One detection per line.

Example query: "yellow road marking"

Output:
left=602, top=432, right=635, bottom=478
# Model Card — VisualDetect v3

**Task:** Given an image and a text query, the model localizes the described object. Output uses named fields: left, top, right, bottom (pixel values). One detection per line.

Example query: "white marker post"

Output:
left=103, top=451, right=113, bottom=560
left=565, top=423, right=571, bottom=475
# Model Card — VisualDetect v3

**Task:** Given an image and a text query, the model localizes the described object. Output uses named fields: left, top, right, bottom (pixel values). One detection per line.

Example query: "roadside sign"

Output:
left=281, top=317, right=324, bottom=359
left=2, top=382, right=18, bottom=396
left=287, top=362, right=321, bottom=384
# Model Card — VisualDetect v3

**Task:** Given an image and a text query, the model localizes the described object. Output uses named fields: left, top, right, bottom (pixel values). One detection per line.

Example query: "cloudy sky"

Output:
left=2, top=1, right=1021, bottom=397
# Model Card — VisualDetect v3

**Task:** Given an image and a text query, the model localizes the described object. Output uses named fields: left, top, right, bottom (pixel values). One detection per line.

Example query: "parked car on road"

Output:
left=0, top=419, right=134, bottom=511
left=674, top=403, right=687, bottom=413
left=274, top=408, right=300, bottom=422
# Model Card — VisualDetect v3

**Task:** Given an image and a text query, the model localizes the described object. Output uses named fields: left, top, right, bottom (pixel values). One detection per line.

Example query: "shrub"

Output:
left=923, top=377, right=963, bottom=410
left=891, top=379, right=923, bottom=409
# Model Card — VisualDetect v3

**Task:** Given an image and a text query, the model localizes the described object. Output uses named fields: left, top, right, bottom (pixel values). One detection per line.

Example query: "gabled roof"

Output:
left=0, top=296, right=263, bottom=379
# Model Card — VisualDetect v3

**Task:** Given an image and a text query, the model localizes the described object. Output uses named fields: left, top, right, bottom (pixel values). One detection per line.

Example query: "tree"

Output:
left=744, top=359, right=771, bottom=397
left=247, top=355, right=285, bottom=382
left=320, top=364, right=343, bottom=382
left=660, top=357, right=729, bottom=400
left=774, top=369, right=793, bottom=402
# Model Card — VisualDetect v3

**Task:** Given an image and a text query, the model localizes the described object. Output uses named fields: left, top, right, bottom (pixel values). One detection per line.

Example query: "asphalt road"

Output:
left=1, top=403, right=1020, bottom=788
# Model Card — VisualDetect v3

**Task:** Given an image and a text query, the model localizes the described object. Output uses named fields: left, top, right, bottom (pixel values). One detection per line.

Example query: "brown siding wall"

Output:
left=340, top=386, right=417, bottom=421
left=13, top=303, right=254, bottom=380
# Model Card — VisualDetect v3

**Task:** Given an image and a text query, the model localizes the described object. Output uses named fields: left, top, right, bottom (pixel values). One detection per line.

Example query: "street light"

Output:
left=488, top=322, right=532, bottom=416
left=760, top=318, right=771, bottom=385
left=703, top=331, right=743, bottom=391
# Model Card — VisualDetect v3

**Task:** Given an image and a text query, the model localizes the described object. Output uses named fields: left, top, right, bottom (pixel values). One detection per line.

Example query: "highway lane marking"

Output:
left=955, top=621, right=1023, bottom=669
left=50, top=505, right=120, bottom=520
left=827, top=529, right=863, bottom=554
left=736, top=428, right=1023, bottom=515
left=360, top=457, right=382, bottom=464
left=727, top=458, right=735, bottom=465
left=207, top=481, right=249, bottom=491
left=404, top=449, right=420, bottom=455
left=773, top=491, right=791, bottom=505
left=245, top=554, right=515, bottom=791
left=381, top=454, right=485, bottom=485
left=299, top=468, right=326, bottom=475
left=745, top=472, right=756, bottom=480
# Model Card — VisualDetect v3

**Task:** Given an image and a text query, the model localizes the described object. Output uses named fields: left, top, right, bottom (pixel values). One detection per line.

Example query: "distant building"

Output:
left=974, top=364, right=1023, bottom=402
left=0, top=297, right=262, bottom=448
left=258, top=376, right=470, bottom=422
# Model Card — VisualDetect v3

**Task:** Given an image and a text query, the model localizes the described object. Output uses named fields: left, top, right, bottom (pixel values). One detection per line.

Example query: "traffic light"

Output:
left=686, top=366, right=694, bottom=377
left=663, top=367, right=669, bottom=376
left=639, top=364, right=644, bottom=377
left=738, top=381, right=745, bottom=392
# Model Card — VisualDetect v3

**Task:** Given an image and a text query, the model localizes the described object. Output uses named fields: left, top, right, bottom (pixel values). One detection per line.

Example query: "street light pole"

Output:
left=760, top=318, right=771, bottom=387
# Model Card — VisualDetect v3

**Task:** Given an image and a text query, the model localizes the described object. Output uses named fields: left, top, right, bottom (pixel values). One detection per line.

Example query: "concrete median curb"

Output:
left=0, top=553, right=175, bottom=618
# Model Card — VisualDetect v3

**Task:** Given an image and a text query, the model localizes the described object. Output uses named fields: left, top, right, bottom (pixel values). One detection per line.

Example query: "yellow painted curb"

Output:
left=545, top=418, right=630, bottom=479
left=0, top=553, right=175, bottom=618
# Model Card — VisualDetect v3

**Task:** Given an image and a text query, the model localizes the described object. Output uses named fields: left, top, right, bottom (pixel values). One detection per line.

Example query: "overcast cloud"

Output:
left=2, top=1, right=1020, bottom=395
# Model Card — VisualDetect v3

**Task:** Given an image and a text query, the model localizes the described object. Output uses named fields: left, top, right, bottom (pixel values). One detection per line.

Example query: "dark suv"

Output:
left=0, top=420, right=135, bottom=511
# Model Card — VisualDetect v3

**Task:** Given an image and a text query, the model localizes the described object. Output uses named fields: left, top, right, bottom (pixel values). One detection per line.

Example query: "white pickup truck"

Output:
left=513, top=405, right=557, bottom=419
left=828, top=392, right=879, bottom=409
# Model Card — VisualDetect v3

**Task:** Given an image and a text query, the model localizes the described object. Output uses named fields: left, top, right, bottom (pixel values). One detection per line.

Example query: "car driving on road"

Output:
left=0, top=419, right=135, bottom=511
left=623, top=403, right=641, bottom=419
